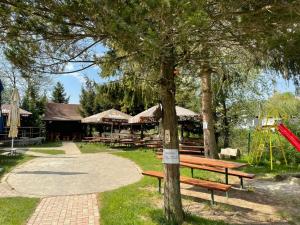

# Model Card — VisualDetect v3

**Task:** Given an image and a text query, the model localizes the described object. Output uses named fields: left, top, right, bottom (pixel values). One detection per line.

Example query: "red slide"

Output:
left=277, top=123, right=300, bottom=152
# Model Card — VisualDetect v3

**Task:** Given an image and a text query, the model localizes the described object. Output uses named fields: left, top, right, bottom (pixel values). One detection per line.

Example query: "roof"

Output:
left=82, top=109, right=132, bottom=124
left=1, top=104, right=32, bottom=116
left=129, top=105, right=161, bottom=124
left=129, top=105, right=200, bottom=124
left=43, top=103, right=82, bottom=121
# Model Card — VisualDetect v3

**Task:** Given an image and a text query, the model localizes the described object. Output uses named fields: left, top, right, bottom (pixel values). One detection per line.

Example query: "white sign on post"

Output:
left=203, top=121, right=208, bottom=129
left=163, top=149, right=179, bottom=164
left=165, top=129, right=170, bottom=144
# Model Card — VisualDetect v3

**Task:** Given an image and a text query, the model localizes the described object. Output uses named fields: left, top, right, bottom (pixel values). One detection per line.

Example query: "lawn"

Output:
left=242, top=162, right=300, bottom=176
left=99, top=149, right=228, bottom=225
left=0, top=197, right=39, bottom=225
left=76, top=142, right=115, bottom=153
left=30, top=149, right=65, bottom=155
left=0, top=155, right=39, bottom=225
left=28, top=141, right=63, bottom=148
left=0, top=154, right=35, bottom=178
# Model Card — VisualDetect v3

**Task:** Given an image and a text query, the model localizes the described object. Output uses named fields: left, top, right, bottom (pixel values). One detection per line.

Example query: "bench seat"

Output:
left=180, top=162, right=255, bottom=188
left=142, top=170, right=231, bottom=204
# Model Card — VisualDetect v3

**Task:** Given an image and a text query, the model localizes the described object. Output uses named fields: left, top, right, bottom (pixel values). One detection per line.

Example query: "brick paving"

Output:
left=27, top=194, right=100, bottom=225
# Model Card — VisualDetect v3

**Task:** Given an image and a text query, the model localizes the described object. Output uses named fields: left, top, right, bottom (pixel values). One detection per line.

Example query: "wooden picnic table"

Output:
left=180, top=155, right=246, bottom=184
left=158, top=154, right=246, bottom=184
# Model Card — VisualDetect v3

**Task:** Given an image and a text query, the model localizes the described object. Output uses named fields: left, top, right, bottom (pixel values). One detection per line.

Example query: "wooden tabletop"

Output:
left=179, top=155, right=246, bottom=169
left=157, top=154, right=246, bottom=169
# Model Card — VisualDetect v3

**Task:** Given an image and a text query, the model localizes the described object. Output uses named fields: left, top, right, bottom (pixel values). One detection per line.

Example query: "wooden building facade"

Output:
left=43, top=103, right=85, bottom=141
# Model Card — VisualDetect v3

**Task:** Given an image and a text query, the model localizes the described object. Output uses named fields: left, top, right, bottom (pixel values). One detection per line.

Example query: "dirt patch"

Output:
left=145, top=174, right=300, bottom=224
left=179, top=174, right=300, bottom=225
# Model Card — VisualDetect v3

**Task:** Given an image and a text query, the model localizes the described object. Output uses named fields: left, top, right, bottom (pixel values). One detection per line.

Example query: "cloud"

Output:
left=63, top=63, right=86, bottom=84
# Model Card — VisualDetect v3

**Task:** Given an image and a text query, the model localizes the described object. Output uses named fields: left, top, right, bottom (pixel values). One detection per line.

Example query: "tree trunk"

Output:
left=200, top=65, right=219, bottom=159
left=222, top=99, right=230, bottom=148
left=160, top=54, right=184, bottom=224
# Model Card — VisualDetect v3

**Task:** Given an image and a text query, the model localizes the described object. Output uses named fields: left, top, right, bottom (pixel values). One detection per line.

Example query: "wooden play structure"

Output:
left=248, top=115, right=300, bottom=170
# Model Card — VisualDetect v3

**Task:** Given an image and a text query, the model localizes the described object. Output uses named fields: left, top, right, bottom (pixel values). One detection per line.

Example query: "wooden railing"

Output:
left=0, top=126, right=45, bottom=140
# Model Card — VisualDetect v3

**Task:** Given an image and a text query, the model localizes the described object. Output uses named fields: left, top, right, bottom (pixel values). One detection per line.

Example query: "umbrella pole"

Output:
left=110, top=123, right=113, bottom=145
left=11, top=138, right=14, bottom=155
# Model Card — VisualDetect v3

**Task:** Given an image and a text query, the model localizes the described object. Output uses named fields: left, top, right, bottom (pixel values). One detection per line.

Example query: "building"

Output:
left=0, top=104, right=36, bottom=139
left=43, top=103, right=84, bottom=141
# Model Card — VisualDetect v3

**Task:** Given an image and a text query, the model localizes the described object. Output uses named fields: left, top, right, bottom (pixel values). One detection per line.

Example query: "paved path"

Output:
left=5, top=153, right=142, bottom=196
left=0, top=182, right=19, bottom=197
left=27, top=194, right=100, bottom=225
left=1, top=143, right=142, bottom=224
left=62, top=142, right=81, bottom=155
left=23, top=141, right=80, bottom=156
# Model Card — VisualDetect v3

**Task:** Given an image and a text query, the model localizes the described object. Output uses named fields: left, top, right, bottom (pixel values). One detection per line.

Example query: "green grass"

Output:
left=236, top=156, right=300, bottom=176
left=76, top=142, right=114, bottom=153
left=28, top=141, right=63, bottom=148
left=242, top=163, right=300, bottom=176
left=30, top=149, right=65, bottom=155
left=0, top=154, right=35, bottom=178
left=0, top=197, right=39, bottom=225
left=100, top=149, right=228, bottom=225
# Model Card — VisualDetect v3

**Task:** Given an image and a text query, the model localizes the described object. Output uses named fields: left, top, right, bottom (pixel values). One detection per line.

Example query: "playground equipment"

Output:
left=277, top=123, right=300, bottom=152
left=248, top=116, right=300, bottom=170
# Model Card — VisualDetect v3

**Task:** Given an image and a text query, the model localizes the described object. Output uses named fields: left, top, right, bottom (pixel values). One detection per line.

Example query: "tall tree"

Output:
left=51, top=82, right=69, bottom=104
left=1, top=1, right=300, bottom=224
left=79, top=78, right=97, bottom=117
left=21, top=77, right=48, bottom=127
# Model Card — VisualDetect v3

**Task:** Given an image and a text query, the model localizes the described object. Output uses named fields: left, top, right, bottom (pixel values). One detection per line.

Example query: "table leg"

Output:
left=210, top=189, right=215, bottom=205
left=225, top=168, right=228, bottom=184
left=158, top=178, right=161, bottom=193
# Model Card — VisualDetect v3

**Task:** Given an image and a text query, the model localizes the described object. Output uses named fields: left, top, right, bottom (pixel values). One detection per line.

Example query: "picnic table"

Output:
left=179, top=155, right=246, bottom=184
left=157, top=154, right=247, bottom=185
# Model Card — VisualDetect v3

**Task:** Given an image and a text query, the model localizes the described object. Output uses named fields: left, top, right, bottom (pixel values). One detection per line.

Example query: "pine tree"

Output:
left=79, top=78, right=96, bottom=117
left=51, top=82, right=69, bottom=104
left=21, top=80, right=47, bottom=127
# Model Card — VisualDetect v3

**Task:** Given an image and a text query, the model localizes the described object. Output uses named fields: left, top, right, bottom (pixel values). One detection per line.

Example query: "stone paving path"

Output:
left=6, top=153, right=142, bottom=196
left=0, top=182, right=19, bottom=197
left=62, top=142, right=81, bottom=155
left=0, top=142, right=141, bottom=224
left=27, top=194, right=100, bottom=225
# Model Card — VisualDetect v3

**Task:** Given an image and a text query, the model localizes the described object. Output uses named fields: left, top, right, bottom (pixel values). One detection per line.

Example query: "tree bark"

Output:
left=222, top=99, right=230, bottom=148
left=160, top=54, right=184, bottom=224
left=200, top=65, right=219, bottom=159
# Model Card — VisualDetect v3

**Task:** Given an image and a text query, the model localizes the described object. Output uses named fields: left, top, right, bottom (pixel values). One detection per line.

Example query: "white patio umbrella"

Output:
left=7, top=88, right=20, bottom=153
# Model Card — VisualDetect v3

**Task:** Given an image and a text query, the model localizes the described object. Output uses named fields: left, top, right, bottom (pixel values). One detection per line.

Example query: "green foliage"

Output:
left=51, top=82, right=69, bottom=104
left=85, top=80, right=158, bottom=115
left=0, top=197, right=39, bottom=225
left=21, top=79, right=47, bottom=127
left=264, top=92, right=300, bottom=118
left=79, top=78, right=97, bottom=117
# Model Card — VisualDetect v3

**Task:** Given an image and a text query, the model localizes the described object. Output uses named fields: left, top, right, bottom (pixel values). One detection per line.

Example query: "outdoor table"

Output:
left=178, top=155, right=247, bottom=184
